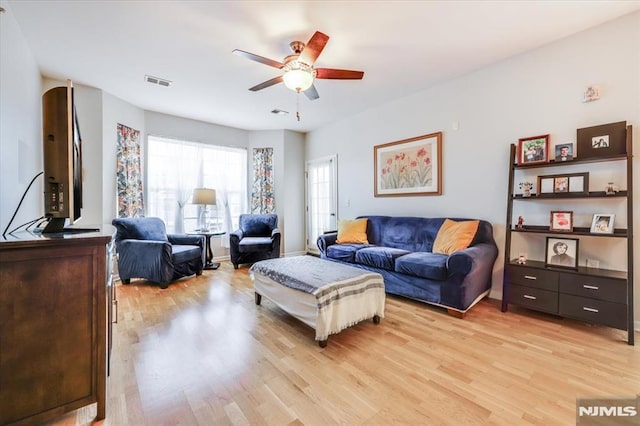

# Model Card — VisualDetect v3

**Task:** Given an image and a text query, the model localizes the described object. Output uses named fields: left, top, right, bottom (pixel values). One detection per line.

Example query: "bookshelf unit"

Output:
left=502, top=125, right=634, bottom=345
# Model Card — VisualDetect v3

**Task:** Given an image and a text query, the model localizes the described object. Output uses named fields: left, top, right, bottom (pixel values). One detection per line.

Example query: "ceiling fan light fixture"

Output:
left=282, top=61, right=314, bottom=92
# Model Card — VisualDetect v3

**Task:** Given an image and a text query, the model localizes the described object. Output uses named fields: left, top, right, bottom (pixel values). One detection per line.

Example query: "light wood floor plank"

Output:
left=42, top=261, right=639, bottom=425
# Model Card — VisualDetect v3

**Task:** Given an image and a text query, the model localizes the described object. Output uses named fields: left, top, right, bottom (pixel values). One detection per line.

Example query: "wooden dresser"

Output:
left=0, top=230, right=113, bottom=425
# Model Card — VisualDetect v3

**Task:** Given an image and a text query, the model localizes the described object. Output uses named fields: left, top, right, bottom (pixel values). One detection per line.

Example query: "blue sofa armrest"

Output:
left=271, top=228, right=281, bottom=254
left=443, top=242, right=499, bottom=310
left=168, top=234, right=205, bottom=248
left=317, top=232, right=338, bottom=256
left=116, top=239, right=174, bottom=284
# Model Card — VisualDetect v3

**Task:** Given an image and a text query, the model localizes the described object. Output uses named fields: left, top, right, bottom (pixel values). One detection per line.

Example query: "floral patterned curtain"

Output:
left=251, top=148, right=274, bottom=214
left=116, top=123, right=144, bottom=217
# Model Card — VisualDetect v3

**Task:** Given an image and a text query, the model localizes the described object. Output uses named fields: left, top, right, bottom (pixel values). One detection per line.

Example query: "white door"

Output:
left=306, top=155, right=337, bottom=254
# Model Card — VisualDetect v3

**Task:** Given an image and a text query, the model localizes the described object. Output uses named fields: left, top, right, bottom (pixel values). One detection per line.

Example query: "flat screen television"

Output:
left=41, top=82, right=84, bottom=233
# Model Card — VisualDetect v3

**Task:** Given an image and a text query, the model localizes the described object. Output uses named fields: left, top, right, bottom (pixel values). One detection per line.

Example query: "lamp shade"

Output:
left=192, top=188, right=216, bottom=205
left=283, top=60, right=314, bottom=92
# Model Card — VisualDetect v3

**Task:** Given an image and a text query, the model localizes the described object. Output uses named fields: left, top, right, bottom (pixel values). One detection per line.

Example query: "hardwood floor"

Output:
left=47, top=261, right=639, bottom=425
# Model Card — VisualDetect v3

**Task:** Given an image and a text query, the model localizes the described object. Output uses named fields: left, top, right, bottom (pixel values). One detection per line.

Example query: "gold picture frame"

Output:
left=374, top=132, right=442, bottom=197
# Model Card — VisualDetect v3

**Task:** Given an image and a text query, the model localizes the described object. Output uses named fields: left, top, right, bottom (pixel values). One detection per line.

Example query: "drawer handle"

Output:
left=523, top=294, right=537, bottom=300
left=583, top=285, right=599, bottom=290
left=524, top=275, right=537, bottom=280
left=583, top=307, right=599, bottom=313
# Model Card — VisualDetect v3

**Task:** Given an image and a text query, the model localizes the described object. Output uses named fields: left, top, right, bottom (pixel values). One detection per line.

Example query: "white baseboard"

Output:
left=284, top=251, right=307, bottom=257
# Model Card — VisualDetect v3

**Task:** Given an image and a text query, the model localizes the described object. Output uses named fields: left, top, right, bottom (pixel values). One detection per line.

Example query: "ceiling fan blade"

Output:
left=303, top=84, right=319, bottom=101
left=232, top=49, right=284, bottom=69
left=249, top=76, right=283, bottom=91
left=315, top=68, right=364, bottom=80
left=298, top=31, right=329, bottom=66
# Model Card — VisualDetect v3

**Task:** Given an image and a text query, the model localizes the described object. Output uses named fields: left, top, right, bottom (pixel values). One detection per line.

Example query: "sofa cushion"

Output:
left=326, top=243, right=371, bottom=263
left=433, top=219, right=479, bottom=255
left=395, top=252, right=449, bottom=281
left=337, top=218, right=369, bottom=244
left=172, top=244, right=202, bottom=264
left=239, top=237, right=273, bottom=253
left=355, top=246, right=410, bottom=271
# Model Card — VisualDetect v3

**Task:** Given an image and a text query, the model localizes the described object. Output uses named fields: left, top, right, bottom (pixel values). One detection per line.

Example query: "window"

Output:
left=146, top=136, right=247, bottom=235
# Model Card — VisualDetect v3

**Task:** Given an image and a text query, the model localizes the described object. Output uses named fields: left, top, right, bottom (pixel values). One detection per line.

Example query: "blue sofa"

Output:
left=317, top=216, right=498, bottom=317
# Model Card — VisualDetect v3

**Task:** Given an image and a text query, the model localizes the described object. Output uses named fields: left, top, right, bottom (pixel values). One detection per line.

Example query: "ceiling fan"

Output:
left=232, top=31, right=364, bottom=101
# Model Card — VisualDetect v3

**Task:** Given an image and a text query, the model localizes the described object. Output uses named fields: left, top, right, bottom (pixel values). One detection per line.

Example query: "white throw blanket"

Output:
left=250, top=256, right=385, bottom=341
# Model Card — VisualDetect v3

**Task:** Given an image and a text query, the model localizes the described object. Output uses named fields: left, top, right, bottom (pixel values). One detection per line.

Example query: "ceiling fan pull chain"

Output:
left=296, top=91, right=301, bottom=122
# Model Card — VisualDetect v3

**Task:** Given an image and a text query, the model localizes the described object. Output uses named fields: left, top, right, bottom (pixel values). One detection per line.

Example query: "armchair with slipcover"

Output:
left=230, top=214, right=281, bottom=269
left=112, top=217, right=205, bottom=289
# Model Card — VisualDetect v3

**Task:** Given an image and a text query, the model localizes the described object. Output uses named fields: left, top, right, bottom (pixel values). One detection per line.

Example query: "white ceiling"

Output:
left=7, top=1, right=640, bottom=133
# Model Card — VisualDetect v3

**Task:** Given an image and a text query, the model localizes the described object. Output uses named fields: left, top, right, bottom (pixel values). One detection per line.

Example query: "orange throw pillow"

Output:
left=433, top=219, right=479, bottom=255
left=336, top=218, right=369, bottom=244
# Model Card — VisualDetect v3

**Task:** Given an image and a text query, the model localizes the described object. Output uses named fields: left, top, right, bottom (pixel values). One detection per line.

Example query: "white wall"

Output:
left=283, top=130, right=306, bottom=255
left=0, top=2, right=43, bottom=234
left=306, top=12, right=640, bottom=322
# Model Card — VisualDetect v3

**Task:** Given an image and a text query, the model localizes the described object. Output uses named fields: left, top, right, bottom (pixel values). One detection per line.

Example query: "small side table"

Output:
left=188, top=230, right=225, bottom=270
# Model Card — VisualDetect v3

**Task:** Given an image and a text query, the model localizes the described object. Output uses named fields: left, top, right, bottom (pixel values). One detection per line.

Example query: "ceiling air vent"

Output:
left=144, top=75, right=172, bottom=87
left=271, top=109, right=289, bottom=115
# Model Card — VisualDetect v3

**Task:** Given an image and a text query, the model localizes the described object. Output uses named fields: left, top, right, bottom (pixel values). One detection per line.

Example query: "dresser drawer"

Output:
left=559, top=294, right=627, bottom=330
left=510, top=284, right=558, bottom=314
left=506, top=266, right=558, bottom=291
left=559, top=274, right=626, bottom=304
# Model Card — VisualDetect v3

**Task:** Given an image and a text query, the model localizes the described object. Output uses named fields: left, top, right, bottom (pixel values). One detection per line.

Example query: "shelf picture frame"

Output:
left=537, top=172, right=589, bottom=195
left=590, top=213, right=615, bottom=234
left=550, top=210, right=573, bottom=232
left=517, top=134, right=549, bottom=166
left=553, top=143, right=574, bottom=162
left=545, top=237, right=579, bottom=269
left=374, top=132, right=442, bottom=197
left=577, top=121, right=626, bottom=159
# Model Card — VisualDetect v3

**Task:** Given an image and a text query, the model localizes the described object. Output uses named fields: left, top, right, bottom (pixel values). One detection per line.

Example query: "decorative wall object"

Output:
left=550, top=210, right=573, bottom=232
left=553, top=143, right=574, bottom=162
left=517, top=134, right=549, bottom=165
left=251, top=147, right=274, bottom=214
left=116, top=123, right=144, bottom=217
left=545, top=237, right=579, bottom=269
left=374, top=132, right=442, bottom=197
left=537, top=172, right=589, bottom=195
left=576, top=121, right=626, bottom=158
left=590, top=213, right=615, bottom=234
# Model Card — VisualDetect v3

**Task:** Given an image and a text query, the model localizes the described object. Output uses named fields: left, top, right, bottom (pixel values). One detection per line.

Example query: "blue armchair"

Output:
left=230, top=214, right=281, bottom=269
left=112, top=217, right=205, bottom=289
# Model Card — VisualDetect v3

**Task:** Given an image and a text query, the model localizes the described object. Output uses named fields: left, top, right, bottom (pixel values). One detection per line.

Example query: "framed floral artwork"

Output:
left=374, top=132, right=442, bottom=197
left=517, top=134, right=549, bottom=165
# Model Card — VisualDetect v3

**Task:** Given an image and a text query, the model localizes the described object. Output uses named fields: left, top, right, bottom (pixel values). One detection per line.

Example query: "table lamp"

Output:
left=192, top=188, right=216, bottom=231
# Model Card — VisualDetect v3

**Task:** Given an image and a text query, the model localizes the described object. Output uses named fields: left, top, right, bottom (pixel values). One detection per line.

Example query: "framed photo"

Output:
left=590, top=214, right=615, bottom=234
left=554, top=177, right=569, bottom=193
left=545, top=237, right=579, bottom=269
left=553, top=143, right=574, bottom=162
left=577, top=121, right=627, bottom=159
left=550, top=211, right=573, bottom=232
left=517, top=134, right=549, bottom=165
left=374, top=132, right=442, bottom=197
left=537, top=172, right=589, bottom=195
